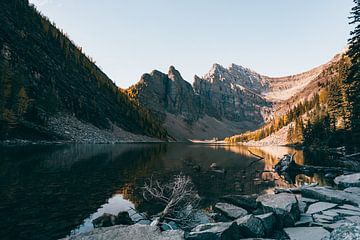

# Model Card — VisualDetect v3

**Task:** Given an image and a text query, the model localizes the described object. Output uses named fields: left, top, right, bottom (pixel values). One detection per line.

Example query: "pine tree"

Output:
left=345, top=0, right=360, bottom=139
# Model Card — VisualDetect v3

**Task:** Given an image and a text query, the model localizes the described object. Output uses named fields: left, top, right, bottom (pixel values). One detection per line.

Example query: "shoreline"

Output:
left=64, top=173, right=360, bottom=240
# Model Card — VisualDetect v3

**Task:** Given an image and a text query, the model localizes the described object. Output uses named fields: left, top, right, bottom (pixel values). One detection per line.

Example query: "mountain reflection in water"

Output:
left=0, top=143, right=333, bottom=240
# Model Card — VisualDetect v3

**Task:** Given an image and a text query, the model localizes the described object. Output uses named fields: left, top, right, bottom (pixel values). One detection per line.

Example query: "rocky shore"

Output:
left=1, top=114, right=163, bottom=145
left=63, top=173, right=360, bottom=240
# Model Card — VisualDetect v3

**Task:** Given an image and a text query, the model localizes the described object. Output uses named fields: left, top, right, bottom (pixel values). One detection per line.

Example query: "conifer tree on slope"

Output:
left=345, top=0, right=360, bottom=139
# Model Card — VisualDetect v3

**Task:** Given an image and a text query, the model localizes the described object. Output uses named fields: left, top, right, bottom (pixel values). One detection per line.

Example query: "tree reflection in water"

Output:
left=0, top=143, right=333, bottom=240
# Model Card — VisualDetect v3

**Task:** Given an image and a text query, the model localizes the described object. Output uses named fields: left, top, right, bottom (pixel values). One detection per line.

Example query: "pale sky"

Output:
left=29, top=0, right=353, bottom=88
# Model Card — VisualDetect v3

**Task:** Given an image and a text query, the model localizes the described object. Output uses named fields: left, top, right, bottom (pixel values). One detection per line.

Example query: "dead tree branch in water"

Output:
left=246, top=150, right=265, bottom=168
left=143, top=174, right=200, bottom=228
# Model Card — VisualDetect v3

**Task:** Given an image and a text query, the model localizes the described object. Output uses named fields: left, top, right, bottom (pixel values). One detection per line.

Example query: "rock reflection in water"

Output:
left=0, top=143, right=331, bottom=240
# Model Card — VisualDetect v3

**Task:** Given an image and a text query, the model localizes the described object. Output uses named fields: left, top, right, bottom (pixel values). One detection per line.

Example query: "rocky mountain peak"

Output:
left=168, top=65, right=183, bottom=81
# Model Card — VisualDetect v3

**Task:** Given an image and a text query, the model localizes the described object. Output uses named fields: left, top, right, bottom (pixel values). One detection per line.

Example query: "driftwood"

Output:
left=274, top=153, right=356, bottom=184
left=143, top=174, right=200, bottom=228
left=246, top=150, right=264, bottom=168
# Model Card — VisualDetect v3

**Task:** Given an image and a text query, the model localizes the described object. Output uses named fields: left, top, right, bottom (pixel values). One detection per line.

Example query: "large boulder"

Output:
left=63, top=224, right=184, bottom=240
left=220, top=195, right=258, bottom=211
left=214, top=202, right=248, bottom=220
left=235, top=214, right=265, bottom=238
left=301, top=187, right=360, bottom=206
left=283, top=227, right=329, bottom=240
left=255, top=212, right=276, bottom=235
left=334, top=173, right=360, bottom=189
left=187, top=222, right=240, bottom=240
left=256, top=193, right=300, bottom=227
left=324, top=222, right=360, bottom=240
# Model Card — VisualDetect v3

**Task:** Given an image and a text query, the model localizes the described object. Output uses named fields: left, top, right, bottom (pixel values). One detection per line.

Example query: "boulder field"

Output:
left=63, top=173, right=360, bottom=240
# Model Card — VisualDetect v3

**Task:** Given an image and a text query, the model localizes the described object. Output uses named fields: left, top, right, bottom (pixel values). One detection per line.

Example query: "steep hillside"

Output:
left=0, top=0, right=167, bottom=142
left=225, top=54, right=351, bottom=146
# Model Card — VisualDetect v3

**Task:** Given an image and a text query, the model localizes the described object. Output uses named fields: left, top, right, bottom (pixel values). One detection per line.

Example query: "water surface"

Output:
left=0, top=143, right=334, bottom=240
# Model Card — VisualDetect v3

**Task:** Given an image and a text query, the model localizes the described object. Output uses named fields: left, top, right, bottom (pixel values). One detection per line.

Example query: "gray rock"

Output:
left=313, top=214, right=334, bottom=223
left=339, top=204, right=360, bottom=212
left=295, top=214, right=314, bottom=227
left=256, top=193, right=300, bottom=227
left=283, top=227, right=329, bottom=240
left=334, top=173, right=360, bottom=189
left=332, top=209, right=360, bottom=216
left=92, top=213, right=117, bottom=228
left=214, top=202, right=248, bottom=220
left=345, top=216, right=360, bottom=224
left=325, top=222, right=360, bottom=240
left=299, top=197, right=318, bottom=203
left=301, top=186, right=360, bottom=206
left=298, top=201, right=307, bottom=213
left=306, top=202, right=337, bottom=215
left=344, top=187, right=360, bottom=195
left=220, top=194, right=258, bottom=211
left=187, top=222, right=240, bottom=240
left=235, top=214, right=265, bottom=238
left=322, top=210, right=339, bottom=217
left=311, top=220, right=350, bottom=231
left=256, top=212, right=276, bottom=235
left=63, top=224, right=184, bottom=240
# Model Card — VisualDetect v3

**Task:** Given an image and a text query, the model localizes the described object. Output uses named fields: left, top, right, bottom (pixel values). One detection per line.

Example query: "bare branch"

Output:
left=142, top=174, right=200, bottom=229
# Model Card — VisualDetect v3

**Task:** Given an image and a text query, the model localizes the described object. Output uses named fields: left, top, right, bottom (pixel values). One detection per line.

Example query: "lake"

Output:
left=0, top=143, right=335, bottom=240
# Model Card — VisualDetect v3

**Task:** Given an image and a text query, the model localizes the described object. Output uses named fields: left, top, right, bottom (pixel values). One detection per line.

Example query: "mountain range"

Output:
left=127, top=53, right=343, bottom=141
left=0, top=0, right=345, bottom=143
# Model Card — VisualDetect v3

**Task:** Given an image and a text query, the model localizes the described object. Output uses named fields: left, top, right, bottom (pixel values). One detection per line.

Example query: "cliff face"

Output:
left=128, top=67, right=202, bottom=123
left=0, top=0, right=167, bottom=141
left=193, top=64, right=272, bottom=123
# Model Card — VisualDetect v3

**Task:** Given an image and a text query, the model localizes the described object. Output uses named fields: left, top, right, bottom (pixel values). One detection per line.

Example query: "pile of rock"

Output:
left=63, top=173, right=360, bottom=240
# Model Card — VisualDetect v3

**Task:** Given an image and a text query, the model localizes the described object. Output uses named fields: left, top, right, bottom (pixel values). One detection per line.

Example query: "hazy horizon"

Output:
left=29, top=0, right=353, bottom=88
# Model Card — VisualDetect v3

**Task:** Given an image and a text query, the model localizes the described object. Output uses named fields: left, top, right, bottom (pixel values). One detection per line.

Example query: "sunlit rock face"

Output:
left=193, top=63, right=272, bottom=123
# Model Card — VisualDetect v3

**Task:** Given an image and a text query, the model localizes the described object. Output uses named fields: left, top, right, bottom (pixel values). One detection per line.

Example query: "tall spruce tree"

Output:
left=345, top=0, right=360, bottom=139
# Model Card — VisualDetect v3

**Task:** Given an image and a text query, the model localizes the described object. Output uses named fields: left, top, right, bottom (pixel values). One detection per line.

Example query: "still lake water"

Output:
left=0, top=143, right=335, bottom=240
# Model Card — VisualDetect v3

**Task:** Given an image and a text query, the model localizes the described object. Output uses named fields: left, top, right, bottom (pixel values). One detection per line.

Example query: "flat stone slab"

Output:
left=345, top=216, right=360, bottom=224
left=306, top=202, right=337, bottom=215
left=220, top=194, right=258, bottom=211
left=283, top=227, right=330, bottom=240
left=333, top=209, right=360, bottom=216
left=322, top=210, right=339, bottom=217
left=325, top=222, right=360, bottom=240
left=300, top=197, right=318, bottom=203
left=313, top=214, right=334, bottom=222
left=214, top=202, right=248, bottom=219
left=301, top=186, right=360, bottom=206
left=339, top=204, right=360, bottom=212
left=334, top=173, right=360, bottom=189
left=62, top=224, right=184, bottom=240
left=257, top=193, right=298, bottom=213
left=344, top=187, right=360, bottom=195
left=311, top=220, right=350, bottom=231
left=295, top=214, right=314, bottom=227
left=188, top=222, right=240, bottom=240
